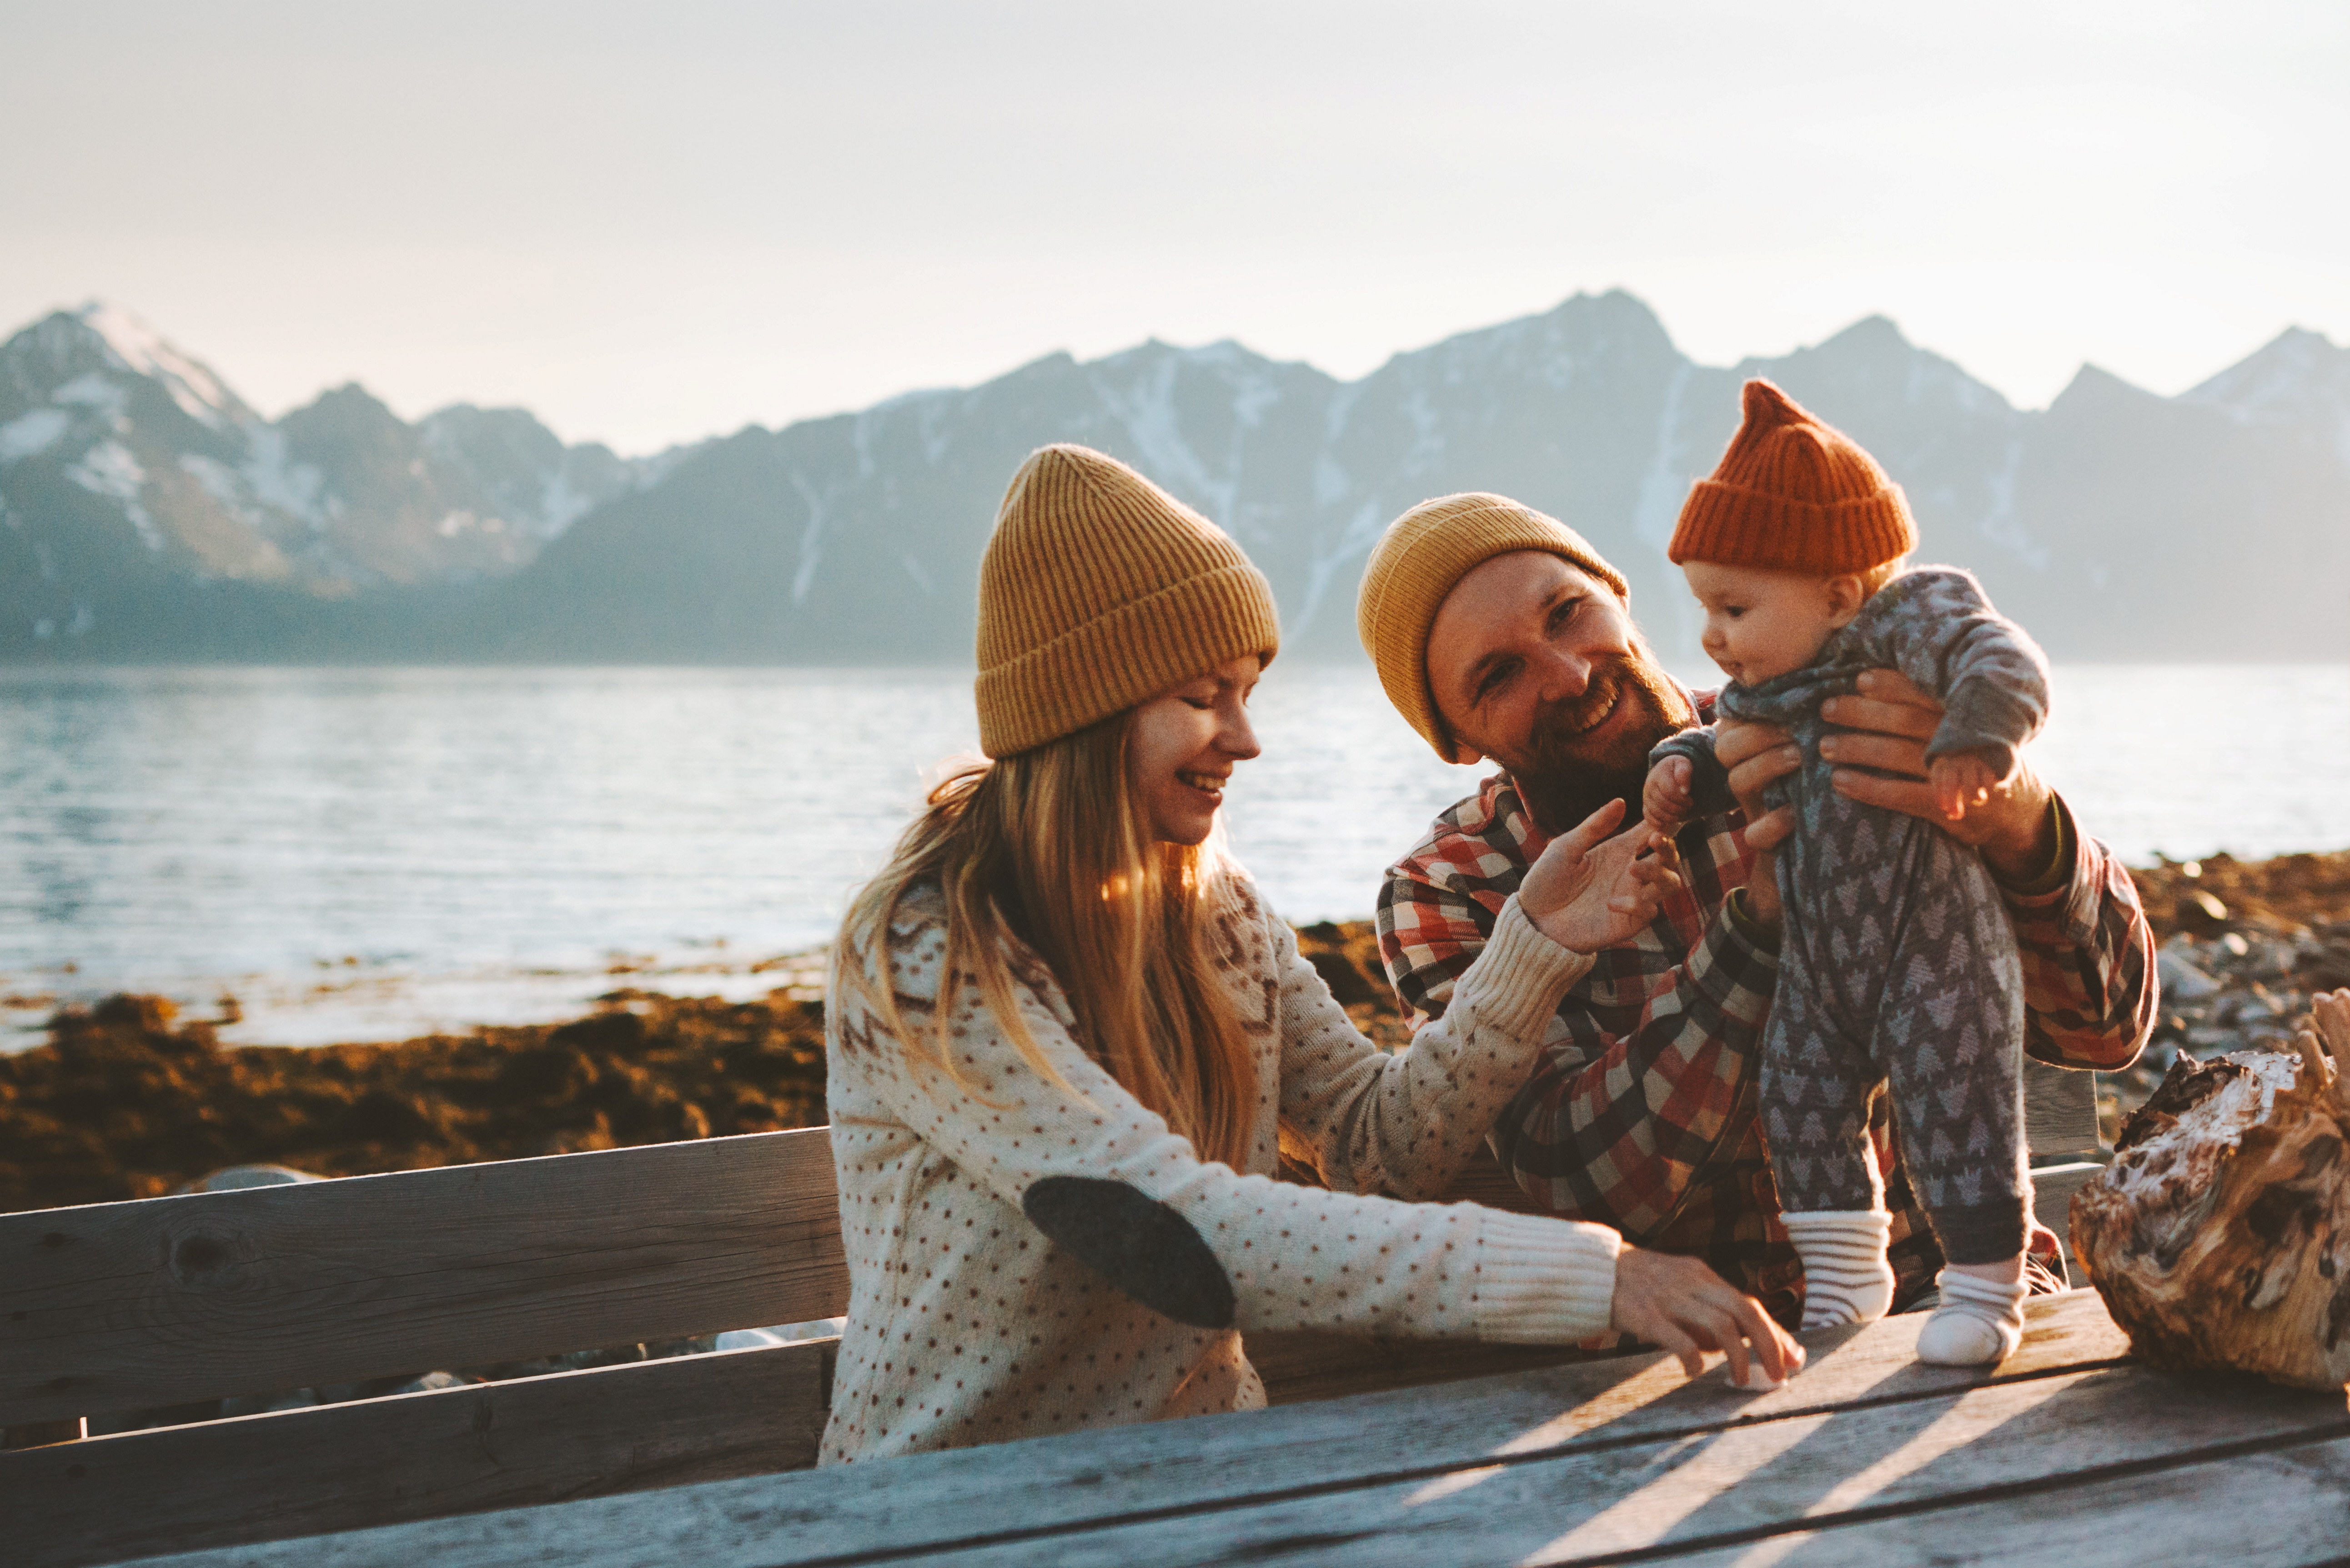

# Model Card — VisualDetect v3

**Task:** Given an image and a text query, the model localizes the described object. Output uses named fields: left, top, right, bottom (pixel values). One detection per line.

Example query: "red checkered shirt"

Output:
left=1376, top=693, right=2156, bottom=1325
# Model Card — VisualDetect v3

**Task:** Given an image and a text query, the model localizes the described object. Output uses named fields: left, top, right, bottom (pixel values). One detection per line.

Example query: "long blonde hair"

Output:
left=834, top=713, right=1260, bottom=1171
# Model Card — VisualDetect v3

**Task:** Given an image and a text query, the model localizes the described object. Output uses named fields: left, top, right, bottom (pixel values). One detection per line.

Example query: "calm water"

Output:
left=2, top=663, right=2345, bottom=1045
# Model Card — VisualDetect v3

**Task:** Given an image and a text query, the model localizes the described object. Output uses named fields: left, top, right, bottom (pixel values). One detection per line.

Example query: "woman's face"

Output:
left=1127, top=654, right=1265, bottom=845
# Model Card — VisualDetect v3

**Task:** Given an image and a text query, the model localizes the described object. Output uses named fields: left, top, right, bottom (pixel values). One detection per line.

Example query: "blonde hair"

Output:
left=1855, top=554, right=1910, bottom=597
left=833, top=714, right=1261, bottom=1171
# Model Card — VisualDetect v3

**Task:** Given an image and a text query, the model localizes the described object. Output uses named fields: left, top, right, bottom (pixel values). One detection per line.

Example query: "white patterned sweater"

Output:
left=818, top=874, right=1626, bottom=1464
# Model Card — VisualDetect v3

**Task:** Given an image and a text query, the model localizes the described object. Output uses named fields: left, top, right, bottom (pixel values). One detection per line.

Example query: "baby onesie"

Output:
left=1650, top=565, right=2049, bottom=1263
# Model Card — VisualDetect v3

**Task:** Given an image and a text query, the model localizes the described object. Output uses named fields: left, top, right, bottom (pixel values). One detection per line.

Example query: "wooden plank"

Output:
left=1253, top=1332, right=1597, bottom=1407
left=3, top=1339, right=834, bottom=1568
left=0, top=1127, right=846, bottom=1427
left=2024, top=1061, right=2104, bottom=1162
left=1250, top=1335, right=1598, bottom=1410
left=934, top=1354, right=2346, bottom=1566
left=1660, top=1431, right=2350, bottom=1568
left=116, top=1293, right=2142, bottom=1568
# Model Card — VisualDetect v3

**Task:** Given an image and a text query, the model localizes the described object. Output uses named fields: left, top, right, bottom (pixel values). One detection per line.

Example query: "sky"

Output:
left=4, top=0, right=2345, bottom=455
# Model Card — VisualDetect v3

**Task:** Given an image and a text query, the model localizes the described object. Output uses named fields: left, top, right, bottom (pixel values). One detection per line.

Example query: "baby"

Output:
left=1643, top=379, right=2049, bottom=1367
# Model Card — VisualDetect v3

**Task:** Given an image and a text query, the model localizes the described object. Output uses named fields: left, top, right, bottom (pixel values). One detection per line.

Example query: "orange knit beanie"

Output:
left=1667, top=379, right=1917, bottom=574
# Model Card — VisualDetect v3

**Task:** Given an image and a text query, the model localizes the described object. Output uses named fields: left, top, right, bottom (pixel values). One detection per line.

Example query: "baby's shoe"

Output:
left=1783, top=1210, right=1896, bottom=1332
left=1914, top=1271, right=2028, bottom=1365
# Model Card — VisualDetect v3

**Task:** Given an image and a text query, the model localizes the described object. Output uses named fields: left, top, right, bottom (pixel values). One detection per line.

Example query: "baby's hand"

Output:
left=1929, top=750, right=2001, bottom=822
left=1644, top=755, right=1694, bottom=836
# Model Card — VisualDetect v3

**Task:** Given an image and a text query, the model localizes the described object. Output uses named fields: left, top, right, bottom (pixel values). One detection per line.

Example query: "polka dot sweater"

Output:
left=818, top=876, right=1623, bottom=1464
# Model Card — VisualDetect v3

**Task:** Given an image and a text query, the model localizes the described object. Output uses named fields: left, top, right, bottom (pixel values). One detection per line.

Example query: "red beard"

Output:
left=1511, top=655, right=1695, bottom=837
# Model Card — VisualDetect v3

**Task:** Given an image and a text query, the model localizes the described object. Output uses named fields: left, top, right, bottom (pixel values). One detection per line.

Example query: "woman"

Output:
left=822, top=444, right=1797, bottom=1463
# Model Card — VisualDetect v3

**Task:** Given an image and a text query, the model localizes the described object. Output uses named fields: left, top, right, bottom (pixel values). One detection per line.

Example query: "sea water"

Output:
left=1, top=663, right=2343, bottom=1046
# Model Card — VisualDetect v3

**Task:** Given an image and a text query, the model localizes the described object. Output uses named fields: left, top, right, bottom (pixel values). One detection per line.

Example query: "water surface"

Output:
left=2, top=663, right=2342, bottom=1045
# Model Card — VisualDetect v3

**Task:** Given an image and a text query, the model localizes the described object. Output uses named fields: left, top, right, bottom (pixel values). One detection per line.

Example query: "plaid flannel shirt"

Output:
left=1376, top=692, right=2156, bottom=1326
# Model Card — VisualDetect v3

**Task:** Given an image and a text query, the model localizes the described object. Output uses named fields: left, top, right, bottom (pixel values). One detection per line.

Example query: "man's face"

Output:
left=1426, top=551, right=1696, bottom=834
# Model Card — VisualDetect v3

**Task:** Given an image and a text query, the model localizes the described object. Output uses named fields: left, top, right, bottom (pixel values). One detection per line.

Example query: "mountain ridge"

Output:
left=3, top=293, right=2345, bottom=663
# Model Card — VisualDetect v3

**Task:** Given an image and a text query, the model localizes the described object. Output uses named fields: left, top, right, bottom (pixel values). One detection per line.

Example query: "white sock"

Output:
left=1915, top=1270, right=2028, bottom=1366
left=1784, top=1210, right=1896, bottom=1332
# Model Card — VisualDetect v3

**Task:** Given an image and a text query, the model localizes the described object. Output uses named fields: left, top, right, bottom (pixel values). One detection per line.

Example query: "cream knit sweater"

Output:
left=818, top=875, right=1624, bottom=1464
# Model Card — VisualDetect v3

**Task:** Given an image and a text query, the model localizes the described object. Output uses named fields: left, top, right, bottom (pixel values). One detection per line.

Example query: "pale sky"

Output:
left=5, top=0, right=2344, bottom=454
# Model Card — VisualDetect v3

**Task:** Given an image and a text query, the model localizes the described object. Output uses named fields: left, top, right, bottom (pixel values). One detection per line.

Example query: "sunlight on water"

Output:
left=0, top=663, right=2341, bottom=1043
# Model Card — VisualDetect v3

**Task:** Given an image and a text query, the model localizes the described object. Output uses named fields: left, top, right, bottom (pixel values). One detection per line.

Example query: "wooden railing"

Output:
left=0, top=1065, right=2105, bottom=1567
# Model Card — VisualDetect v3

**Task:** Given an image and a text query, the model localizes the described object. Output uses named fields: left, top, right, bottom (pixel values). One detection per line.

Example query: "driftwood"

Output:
left=2071, top=989, right=2350, bottom=1390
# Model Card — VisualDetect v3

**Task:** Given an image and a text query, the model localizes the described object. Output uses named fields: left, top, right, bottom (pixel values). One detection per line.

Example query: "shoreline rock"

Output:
left=7, top=850, right=2347, bottom=1216
left=0, top=989, right=824, bottom=1213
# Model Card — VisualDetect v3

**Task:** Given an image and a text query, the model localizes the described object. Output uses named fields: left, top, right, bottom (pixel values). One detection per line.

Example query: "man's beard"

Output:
left=1510, top=653, right=1695, bottom=837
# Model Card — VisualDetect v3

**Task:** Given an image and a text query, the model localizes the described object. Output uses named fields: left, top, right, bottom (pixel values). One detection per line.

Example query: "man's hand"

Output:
left=1818, top=670, right=2054, bottom=877
left=1610, top=1246, right=1804, bottom=1387
left=1712, top=718, right=1797, bottom=925
left=1520, top=798, right=1680, bottom=954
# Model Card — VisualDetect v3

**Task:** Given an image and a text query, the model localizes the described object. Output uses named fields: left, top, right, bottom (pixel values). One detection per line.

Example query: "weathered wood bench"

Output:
left=0, top=1065, right=2105, bottom=1567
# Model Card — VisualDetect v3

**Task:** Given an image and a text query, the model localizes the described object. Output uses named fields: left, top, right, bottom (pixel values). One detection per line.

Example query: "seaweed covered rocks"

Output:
left=0, top=990, right=827, bottom=1212
left=2105, top=851, right=2350, bottom=1141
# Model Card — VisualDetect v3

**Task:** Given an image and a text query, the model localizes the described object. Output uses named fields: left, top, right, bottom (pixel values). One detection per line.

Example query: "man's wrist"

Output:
left=1726, top=886, right=1783, bottom=951
left=1986, top=796, right=2070, bottom=895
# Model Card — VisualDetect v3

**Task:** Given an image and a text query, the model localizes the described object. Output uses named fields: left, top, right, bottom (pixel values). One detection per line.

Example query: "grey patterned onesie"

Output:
left=1651, top=566, right=2048, bottom=1263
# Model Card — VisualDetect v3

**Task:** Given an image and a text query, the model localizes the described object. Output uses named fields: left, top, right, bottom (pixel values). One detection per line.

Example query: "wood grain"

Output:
left=117, top=1294, right=2149, bottom=1568
left=0, top=1127, right=845, bottom=1427
left=2, top=1338, right=835, bottom=1568
left=937, top=1352, right=2345, bottom=1564
left=1656, top=1433, right=2350, bottom=1568
left=1253, top=1331, right=1599, bottom=1407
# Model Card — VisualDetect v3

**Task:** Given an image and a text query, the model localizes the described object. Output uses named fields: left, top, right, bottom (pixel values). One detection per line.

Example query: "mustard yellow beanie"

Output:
left=1356, top=493, right=1628, bottom=761
left=975, top=444, right=1280, bottom=758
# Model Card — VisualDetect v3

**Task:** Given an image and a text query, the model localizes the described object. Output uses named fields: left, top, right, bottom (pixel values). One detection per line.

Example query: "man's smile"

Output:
left=1556, top=680, right=1622, bottom=739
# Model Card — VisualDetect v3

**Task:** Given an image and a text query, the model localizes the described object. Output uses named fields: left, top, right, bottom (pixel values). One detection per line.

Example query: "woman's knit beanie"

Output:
left=1668, top=379, right=1917, bottom=573
left=1356, top=493, right=1628, bottom=762
left=974, top=444, right=1280, bottom=758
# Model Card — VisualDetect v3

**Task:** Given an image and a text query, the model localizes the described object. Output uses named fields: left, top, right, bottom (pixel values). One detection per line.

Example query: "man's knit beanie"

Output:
left=974, top=444, right=1280, bottom=758
left=1668, top=379, right=1917, bottom=573
left=1356, top=493, right=1628, bottom=762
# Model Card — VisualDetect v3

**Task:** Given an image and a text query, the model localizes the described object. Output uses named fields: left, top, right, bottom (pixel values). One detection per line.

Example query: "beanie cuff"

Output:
left=976, top=562, right=1280, bottom=757
left=1667, top=480, right=1917, bottom=575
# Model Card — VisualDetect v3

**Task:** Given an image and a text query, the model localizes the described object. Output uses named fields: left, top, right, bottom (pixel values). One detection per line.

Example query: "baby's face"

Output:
left=1682, top=562, right=1848, bottom=685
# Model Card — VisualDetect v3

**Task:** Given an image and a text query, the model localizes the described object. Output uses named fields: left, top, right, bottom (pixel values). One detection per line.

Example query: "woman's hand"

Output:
left=1610, top=1246, right=1804, bottom=1387
left=1712, top=718, right=1798, bottom=926
left=1819, top=670, right=2054, bottom=877
left=1519, top=798, right=1680, bottom=954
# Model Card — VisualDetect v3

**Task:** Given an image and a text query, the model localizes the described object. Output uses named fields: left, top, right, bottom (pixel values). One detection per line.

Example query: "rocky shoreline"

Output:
left=2109, top=849, right=2350, bottom=1139
left=5, top=849, right=2347, bottom=1216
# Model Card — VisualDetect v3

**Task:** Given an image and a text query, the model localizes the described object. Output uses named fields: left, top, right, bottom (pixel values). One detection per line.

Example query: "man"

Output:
left=1355, top=492, right=2155, bottom=1323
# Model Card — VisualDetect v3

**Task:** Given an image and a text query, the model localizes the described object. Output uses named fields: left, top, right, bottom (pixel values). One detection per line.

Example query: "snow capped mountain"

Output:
left=2184, top=327, right=2350, bottom=467
left=3, top=296, right=2344, bottom=662
left=0, top=303, right=673, bottom=650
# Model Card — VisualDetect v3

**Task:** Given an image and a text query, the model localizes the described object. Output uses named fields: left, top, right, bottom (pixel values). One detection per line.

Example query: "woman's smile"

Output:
left=1176, top=768, right=1228, bottom=804
left=1129, top=654, right=1263, bottom=845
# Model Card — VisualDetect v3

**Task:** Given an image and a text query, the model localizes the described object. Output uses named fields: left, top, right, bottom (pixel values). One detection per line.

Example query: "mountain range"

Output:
left=3, top=294, right=2345, bottom=664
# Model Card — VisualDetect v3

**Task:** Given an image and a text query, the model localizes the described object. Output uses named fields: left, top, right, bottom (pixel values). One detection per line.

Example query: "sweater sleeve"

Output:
left=1875, top=567, right=2051, bottom=776
left=831, top=904, right=1621, bottom=1346
left=1274, top=890, right=1594, bottom=1202
left=1649, top=724, right=1738, bottom=819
